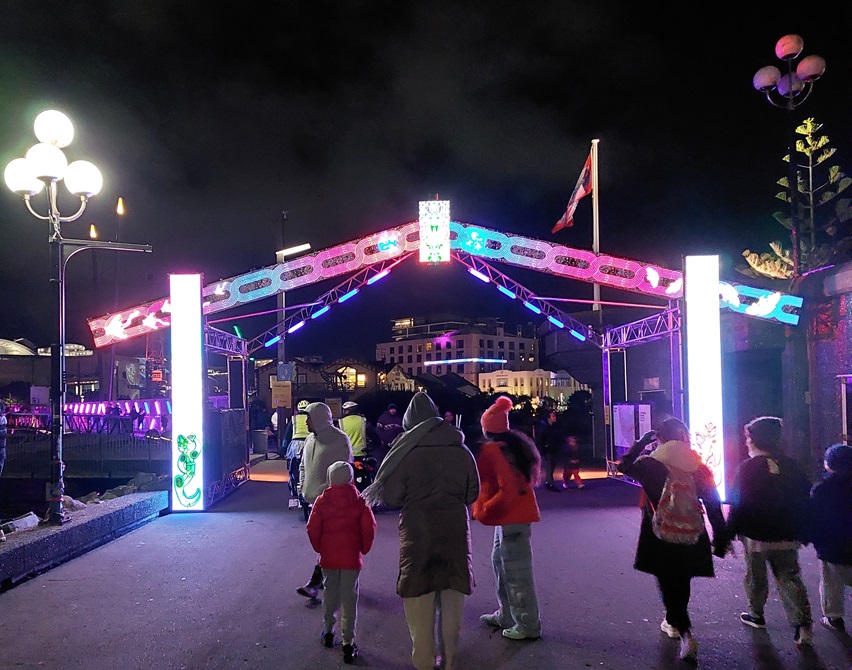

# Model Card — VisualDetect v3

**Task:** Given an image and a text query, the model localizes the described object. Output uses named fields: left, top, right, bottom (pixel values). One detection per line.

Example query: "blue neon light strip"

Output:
left=547, top=315, right=565, bottom=329
left=338, top=288, right=359, bottom=303
left=311, top=305, right=330, bottom=319
left=523, top=301, right=542, bottom=315
left=265, top=334, right=281, bottom=347
left=288, top=321, right=305, bottom=334
left=497, top=285, right=517, bottom=299
left=367, top=269, right=389, bottom=285
left=424, top=357, right=506, bottom=365
left=569, top=329, right=586, bottom=342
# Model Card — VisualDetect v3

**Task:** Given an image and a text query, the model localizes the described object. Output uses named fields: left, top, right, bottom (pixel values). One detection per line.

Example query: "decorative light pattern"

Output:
left=170, top=274, right=204, bottom=511
left=685, top=256, right=725, bottom=500
left=88, top=220, right=803, bottom=347
left=419, top=200, right=451, bottom=263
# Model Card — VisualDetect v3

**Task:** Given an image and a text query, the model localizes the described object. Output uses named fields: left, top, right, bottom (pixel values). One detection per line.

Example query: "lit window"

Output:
left=357, top=374, right=366, bottom=387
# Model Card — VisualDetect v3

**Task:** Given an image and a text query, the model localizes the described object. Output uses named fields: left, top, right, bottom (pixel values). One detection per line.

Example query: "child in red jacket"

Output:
left=306, top=461, right=377, bottom=664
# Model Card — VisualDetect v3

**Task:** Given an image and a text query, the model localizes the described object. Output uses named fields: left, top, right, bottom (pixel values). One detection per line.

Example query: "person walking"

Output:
left=617, top=417, right=730, bottom=665
left=361, top=391, right=479, bottom=670
left=536, top=409, right=568, bottom=492
left=0, top=400, right=7, bottom=479
left=809, top=443, right=852, bottom=633
left=297, top=402, right=353, bottom=599
left=564, top=434, right=585, bottom=490
left=472, top=394, right=543, bottom=641
left=306, top=461, right=377, bottom=664
left=727, top=415, right=814, bottom=646
left=283, top=400, right=310, bottom=504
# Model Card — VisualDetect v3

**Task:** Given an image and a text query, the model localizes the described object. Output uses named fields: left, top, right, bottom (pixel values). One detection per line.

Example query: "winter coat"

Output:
left=726, top=453, right=811, bottom=543
left=381, top=417, right=480, bottom=598
left=307, top=483, right=376, bottom=570
left=472, top=440, right=541, bottom=526
left=376, top=410, right=404, bottom=447
left=619, top=446, right=727, bottom=578
left=299, top=403, right=353, bottom=504
left=809, top=471, right=852, bottom=565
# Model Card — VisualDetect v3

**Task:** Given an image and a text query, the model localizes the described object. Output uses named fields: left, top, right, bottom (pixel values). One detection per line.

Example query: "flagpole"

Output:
left=591, top=138, right=600, bottom=312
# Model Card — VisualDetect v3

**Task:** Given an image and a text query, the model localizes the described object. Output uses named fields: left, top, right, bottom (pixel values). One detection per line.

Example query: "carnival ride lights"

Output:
left=88, top=221, right=805, bottom=351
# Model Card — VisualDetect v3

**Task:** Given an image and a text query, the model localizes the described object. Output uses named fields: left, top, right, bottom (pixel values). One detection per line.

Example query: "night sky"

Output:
left=1, top=3, right=850, bottom=362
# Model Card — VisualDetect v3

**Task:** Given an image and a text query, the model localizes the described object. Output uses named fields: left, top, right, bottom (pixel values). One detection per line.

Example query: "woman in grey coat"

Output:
left=362, top=392, right=480, bottom=670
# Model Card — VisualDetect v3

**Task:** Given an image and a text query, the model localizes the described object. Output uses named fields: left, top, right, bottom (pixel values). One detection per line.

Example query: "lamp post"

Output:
left=4, top=110, right=152, bottom=524
left=753, top=34, right=826, bottom=277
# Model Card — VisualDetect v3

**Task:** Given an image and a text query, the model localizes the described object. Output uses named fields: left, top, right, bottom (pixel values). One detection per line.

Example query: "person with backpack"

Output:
left=727, top=416, right=814, bottom=646
left=618, top=417, right=730, bottom=665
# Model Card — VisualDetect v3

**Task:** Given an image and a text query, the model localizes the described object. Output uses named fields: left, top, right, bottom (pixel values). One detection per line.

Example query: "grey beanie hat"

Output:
left=825, top=444, right=852, bottom=474
left=328, top=461, right=354, bottom=486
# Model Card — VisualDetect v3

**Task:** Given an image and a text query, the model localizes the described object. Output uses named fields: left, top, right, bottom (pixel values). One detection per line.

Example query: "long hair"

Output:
left=488, top=428, right=541, bottom=483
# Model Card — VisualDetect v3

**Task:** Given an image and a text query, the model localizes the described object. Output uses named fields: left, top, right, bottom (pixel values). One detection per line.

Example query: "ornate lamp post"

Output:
left=753, top=34, right=826, bottom=277
left=4, top=110, right=151, bottom=524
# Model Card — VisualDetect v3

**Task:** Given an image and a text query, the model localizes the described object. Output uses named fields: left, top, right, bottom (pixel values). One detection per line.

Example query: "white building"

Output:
left=478, top=368, right=589, bottom=403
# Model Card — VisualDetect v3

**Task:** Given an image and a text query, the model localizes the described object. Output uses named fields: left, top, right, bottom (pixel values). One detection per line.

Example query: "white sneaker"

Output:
left=678, top=632, right=698, bottom=664
left=660, top=619, right=680, bottom=638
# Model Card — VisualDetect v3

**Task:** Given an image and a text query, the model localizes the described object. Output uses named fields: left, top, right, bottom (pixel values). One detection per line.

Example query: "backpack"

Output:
left=650, top=466, right=705, bottom=545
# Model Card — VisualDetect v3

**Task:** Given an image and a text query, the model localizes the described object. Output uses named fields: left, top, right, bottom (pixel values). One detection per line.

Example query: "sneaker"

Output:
left=678, top=633, right=698, bottom=664
left=820, top=616, right=845, bottom=632
left=297, top=584, right=320, bottom=599
left=501, top=626, right=540, bottom=641
left=660, top=619, right=681, bottom=639
left=480, top=612, right=510, bottom=629
left=740, top=612, right=766, bottom=628
left=322, top=632, right=334, bottom=648
left=342, top=642, right=358, bottom=664
left=576, top=484, right=586, bottom=490
left=794, top=625, right=813, bottom=646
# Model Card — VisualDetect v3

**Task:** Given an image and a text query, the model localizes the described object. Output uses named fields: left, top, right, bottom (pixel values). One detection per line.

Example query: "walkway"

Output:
left=1, top=458, right=850, bottom=670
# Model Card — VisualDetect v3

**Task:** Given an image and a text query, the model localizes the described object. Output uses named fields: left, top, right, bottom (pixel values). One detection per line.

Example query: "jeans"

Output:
left=743, top=545, right=812, bottom=627
left=491, top=523, right=541, bottom=637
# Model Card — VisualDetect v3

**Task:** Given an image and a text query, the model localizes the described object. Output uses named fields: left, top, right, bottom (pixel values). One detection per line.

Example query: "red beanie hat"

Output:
left=481, top=395, right=513, bottom=434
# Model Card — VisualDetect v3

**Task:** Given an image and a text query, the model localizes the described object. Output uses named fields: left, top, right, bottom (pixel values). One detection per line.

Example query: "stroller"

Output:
left=352, top=452, right=379, bottom=494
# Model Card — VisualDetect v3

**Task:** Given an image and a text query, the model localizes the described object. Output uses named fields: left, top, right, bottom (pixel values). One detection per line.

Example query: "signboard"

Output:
left=271, top=380, right=292, bottom=409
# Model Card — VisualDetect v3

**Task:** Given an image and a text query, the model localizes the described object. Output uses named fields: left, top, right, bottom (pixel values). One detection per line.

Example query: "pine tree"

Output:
left=740, top=118, right=852, bottom=279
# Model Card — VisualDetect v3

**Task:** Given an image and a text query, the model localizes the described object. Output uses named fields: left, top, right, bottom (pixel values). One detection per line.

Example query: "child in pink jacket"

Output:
left=306, top=461, right=377, bottom=664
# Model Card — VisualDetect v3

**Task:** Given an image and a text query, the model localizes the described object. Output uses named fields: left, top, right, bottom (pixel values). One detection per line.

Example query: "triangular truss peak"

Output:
left=87, top=219, right=804, bottom=349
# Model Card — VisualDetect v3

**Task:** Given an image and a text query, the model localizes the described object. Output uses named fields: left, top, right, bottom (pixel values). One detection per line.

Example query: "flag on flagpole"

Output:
left=552, top=153, right=592, bottom=234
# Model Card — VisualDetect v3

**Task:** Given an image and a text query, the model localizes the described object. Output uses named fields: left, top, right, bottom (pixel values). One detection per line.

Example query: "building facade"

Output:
left=478, top=368, right=589, bottom=402
left=375, top=316, right=539, bottom=385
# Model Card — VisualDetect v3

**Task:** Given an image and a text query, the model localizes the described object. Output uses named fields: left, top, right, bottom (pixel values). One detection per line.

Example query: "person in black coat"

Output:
left=726, top=415, right=814, bottom=646
left=618, top=417, right=729, bottom=665
left=809, top=443, right=852, bottom=633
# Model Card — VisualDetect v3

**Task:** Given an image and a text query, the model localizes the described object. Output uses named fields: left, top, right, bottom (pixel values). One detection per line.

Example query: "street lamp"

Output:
left=4, top=110, right=152, bottom=524
left=753, top=34, right=826, bottom=277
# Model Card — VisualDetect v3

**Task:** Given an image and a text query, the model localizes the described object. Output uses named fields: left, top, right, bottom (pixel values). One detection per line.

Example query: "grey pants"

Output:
left=322, top=568, right=360, bottom=644
left=491, top=523, right=542, bottom=637
left=820, top=560, right=852, bottom=620
left=743, top=546, right=812, bottom=627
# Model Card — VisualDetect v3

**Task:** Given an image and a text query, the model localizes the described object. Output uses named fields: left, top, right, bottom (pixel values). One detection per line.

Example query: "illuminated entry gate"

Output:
left=88, top=201, right=804, bottom=501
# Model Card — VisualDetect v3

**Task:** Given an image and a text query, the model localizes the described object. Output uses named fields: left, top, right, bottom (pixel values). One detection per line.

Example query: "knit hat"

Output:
left=388, top=403, right=397, bottom=411
left=825, top=444, right=852, bottom=474
left=328, top=461, right=354, bottom=486
left=481, top=395, right=513, bottom=434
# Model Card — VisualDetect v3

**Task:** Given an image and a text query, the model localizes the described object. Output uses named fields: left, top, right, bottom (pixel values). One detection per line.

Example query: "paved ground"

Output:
left=1, top=458, right=850, bottom=670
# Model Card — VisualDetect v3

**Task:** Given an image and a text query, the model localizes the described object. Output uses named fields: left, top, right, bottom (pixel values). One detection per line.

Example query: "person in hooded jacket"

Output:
left=809, top=443, right=852, bottom=633
left=361, top=391, right=479, bottom=670
left=473, top=394, right=543, bottom=641
left=297, top=402, right=353, bottom=599
left=727, top=415, right=813, bottom=646
left=307, top=461, right=377, bottom=664
left=618, top=417, right=729, bottom=666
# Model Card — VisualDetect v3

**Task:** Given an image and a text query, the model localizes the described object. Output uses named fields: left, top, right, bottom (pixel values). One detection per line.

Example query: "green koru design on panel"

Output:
left=174, top=433, right=202, bottom=507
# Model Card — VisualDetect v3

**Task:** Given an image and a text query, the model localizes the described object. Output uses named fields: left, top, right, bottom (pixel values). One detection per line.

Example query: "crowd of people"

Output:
left=282, top=392, right=851, bottom=669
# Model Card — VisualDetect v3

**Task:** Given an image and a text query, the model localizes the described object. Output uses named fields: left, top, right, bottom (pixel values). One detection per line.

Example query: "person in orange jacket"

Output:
left=472, top=395, right=543, bottom=641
